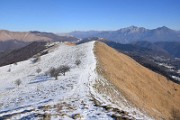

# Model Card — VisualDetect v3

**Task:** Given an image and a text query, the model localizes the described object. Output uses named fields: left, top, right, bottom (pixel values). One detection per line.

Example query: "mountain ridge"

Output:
left=0, top=41, right=151, bottom=119
left=0, top=41, right=179, bottom=119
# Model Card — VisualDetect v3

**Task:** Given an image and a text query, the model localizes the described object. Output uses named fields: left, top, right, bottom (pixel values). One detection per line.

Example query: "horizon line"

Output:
left=0, top=25, right=179, bottom=33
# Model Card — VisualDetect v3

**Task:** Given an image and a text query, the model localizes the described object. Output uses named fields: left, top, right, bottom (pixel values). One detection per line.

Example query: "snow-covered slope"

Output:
left=0, top=41, right=151, bottom=119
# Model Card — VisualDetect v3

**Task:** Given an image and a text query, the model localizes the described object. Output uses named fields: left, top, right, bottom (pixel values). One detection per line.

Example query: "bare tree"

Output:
left=49, top=67, right=59, bottom=80
left=8, top=68, right=11, bottom=72
left=75, top=60, right=81, bottom=66
left=58, top=65, right=70, bottom=76
left=8, top=65, right=11, bottom=72
left=15, top=79, right=21, bottom=87
left=48, top=65, right=70, bottom=80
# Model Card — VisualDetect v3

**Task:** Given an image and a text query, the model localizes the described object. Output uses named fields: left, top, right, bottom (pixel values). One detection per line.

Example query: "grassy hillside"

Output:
left=95, top=42, right=180, bottom=120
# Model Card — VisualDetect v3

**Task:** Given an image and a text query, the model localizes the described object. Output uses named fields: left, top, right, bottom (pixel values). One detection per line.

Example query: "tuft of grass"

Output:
left=36, top=68, right=42, bottom=74
left=32, top=56, right=41, bottom=63
left=171, top=108, right=180, bottom=120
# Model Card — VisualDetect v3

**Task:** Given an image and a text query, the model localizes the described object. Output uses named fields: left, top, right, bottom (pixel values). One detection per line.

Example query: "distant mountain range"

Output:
left=0, top=30, right=78, bottom=52
left=69, top=26, right=180, bottom=43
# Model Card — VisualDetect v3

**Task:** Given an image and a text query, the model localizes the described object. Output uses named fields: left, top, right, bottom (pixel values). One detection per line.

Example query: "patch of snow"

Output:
left=172, top=76, right=180, bottom=81
left=157, top=63, right=174, bottom=69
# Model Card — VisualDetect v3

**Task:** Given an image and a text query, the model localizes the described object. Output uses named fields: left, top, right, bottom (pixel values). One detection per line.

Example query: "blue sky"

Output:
left=0, top=0, right=180, bottom=32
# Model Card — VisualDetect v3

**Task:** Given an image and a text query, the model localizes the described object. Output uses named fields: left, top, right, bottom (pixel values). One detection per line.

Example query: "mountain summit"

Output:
left=118, top=26, right=147, bottom=32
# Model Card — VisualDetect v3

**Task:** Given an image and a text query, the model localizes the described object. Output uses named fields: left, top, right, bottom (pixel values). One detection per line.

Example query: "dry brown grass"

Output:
left=64, top=42, right=76, bottom=46
left=94, top=42, right=180, bottom=120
